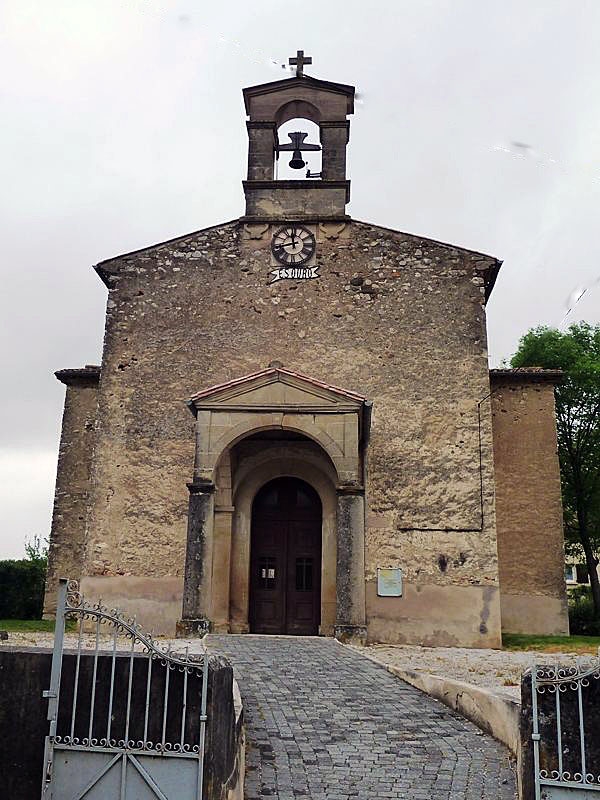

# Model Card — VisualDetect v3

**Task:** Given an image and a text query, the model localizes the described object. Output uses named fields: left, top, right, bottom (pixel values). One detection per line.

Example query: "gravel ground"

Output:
left=3, top=631, right=594, bottom=703
left=1, top=630, right=186, bottom=653
left=349, top=643, right=593, bottom=699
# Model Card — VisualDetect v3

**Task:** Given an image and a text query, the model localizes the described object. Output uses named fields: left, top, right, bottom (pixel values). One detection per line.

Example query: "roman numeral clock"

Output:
left=270, top=224, right=319, bottom=284
left=271, top=225, right=316, bottom=265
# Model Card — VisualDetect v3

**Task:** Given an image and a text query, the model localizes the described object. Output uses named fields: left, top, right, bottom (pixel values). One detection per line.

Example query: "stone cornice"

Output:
left=55, top=365, right=101, bottom=386
left=490, top=368, right=564, bottom=385
left=336, top=483, right=365, bottom=496
left=187, top=479, right=216, bottom=495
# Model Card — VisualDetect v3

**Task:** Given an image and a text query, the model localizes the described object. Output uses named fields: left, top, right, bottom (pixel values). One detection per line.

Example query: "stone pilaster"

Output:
left=334, top=484, right=367, bottom=645
left=176, top=479, right=215, bottom=638
left=44, top=366, right=100, bottom=617
left=320, top=121, right=350, bottom=181
left=211, top=506, right=234, bottom=633
left=246, top=121, right=277, bottom=181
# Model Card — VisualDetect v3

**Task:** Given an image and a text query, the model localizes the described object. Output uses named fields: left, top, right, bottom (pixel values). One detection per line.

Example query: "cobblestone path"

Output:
left=207, top=635, right=516, bottom=800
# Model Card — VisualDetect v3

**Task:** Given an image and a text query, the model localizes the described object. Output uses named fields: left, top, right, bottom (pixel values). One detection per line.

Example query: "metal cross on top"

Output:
left=289, top=49, right=312, bottom=77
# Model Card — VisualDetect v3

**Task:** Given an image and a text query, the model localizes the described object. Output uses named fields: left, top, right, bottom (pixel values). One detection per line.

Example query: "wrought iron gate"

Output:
left=532, top=660, right=600, bottom=799
left=41, top=578, right=208, bottom=799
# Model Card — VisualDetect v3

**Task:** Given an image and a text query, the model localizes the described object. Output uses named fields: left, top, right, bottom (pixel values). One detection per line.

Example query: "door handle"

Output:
left=261, top=568, right=276, bottom=578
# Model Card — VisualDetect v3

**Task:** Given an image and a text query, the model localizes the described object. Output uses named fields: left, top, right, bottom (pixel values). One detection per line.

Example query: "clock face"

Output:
left=271, top=225, right=316, bottom=266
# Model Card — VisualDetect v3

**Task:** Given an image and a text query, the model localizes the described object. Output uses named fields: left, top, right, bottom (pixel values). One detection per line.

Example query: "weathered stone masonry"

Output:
left=48, top=220, right=503, bottom=645
left=491, top=369, right=568, bottom=635
left=44, top=66, right=569, bottom=644
left=44, top=366, right=99, bottom=615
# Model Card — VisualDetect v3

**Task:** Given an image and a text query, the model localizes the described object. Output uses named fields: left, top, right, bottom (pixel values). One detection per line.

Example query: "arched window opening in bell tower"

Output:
left=275, top=119, right=322, bottom=181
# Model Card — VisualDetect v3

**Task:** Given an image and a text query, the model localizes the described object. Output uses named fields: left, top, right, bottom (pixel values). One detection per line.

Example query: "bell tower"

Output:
left=242, top=52, right=355, bottom=221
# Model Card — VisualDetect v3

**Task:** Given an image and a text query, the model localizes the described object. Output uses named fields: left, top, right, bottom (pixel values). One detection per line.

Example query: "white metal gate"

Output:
left=41, top=579, right=208, bottom=799
left=532, top=660, right=600, bottom=799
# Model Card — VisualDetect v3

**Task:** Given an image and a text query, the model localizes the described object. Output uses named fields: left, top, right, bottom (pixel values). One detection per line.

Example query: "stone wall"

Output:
left=44, top=367, right=99, bottom=615
left=243, top=180, right=350, bottom=220
left=491, top=373, right=568, bottom=635
left=77, top=218, right=502, bottom=646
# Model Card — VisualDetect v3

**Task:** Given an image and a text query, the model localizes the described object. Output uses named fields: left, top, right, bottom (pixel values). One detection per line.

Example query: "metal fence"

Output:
left=532, top=659, right=600, bottom=799
left=41, top=578, right=208, bottom=799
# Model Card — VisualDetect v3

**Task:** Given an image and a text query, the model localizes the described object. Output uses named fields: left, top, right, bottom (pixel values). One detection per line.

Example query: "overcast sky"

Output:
left=1, top=0, right=599, bottom=558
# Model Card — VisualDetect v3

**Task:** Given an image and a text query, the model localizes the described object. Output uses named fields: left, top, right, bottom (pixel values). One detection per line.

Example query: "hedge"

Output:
left=0, top=560, right=46, bottom=619
left=568, top=587, right=600, bottom=637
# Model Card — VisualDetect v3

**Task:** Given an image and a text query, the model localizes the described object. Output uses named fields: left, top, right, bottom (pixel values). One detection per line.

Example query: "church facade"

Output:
left=44, top=59, right=568, bottom=647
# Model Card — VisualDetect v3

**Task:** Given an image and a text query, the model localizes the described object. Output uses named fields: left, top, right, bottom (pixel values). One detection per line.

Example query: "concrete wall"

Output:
left=204, top=653, right=245, bottom=800
left=0, top=648, right=51, bottom=800
left=44, top=368, right=99, bottom=615
left=366, top=583, right=501, bottom=649
left=74, top=218, right=501, bottom=646
left=491, top=376, right=568, bottom=635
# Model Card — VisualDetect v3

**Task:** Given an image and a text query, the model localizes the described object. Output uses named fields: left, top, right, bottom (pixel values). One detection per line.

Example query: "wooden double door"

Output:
left=249, top=477, right=322, bottom=635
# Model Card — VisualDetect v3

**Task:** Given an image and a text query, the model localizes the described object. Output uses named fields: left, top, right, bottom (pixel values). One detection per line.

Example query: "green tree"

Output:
left=24, top=534, right=48, bottom=568
left=511, top=322, right=600, bottom=617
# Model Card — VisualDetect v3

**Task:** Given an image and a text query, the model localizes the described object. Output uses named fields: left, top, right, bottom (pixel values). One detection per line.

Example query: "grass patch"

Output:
left=503, top=633, right=600, bottom=654
left=0, top=619, right=78, bottom=633
left=0, top=618, right=57, bottom=632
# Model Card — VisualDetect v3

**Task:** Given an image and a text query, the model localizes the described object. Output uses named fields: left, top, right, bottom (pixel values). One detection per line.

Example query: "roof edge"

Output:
left=93, top=218, right=241, bottom=286
left=351, top=219, right=502, bottom=301
left=189, top=367, right=368, bottom=404
left=243, top=74, right=355, bottom=114
left=351, top=219, right=501, bottom=262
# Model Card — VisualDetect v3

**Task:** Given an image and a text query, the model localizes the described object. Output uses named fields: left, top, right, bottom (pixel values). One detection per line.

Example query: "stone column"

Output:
left=176, top=479, right=215, bottom=638
left=334, top=485, right=367, bottom=645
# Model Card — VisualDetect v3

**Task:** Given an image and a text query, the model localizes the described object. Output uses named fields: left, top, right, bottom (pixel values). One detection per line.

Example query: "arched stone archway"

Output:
left=206, top=417, right=349, bottom=483
left=274, top=99, right=322, bottom=127
left=177, top=367, right=370, bottom=644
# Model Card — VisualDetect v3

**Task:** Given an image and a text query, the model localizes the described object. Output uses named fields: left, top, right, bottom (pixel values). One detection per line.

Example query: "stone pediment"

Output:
left=243, top=75, right=355, bottom=118
left=188, top=368, right=365, bottom=413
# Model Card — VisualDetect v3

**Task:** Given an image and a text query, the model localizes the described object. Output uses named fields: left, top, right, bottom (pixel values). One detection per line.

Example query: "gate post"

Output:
left=41, top=577, right=68, bottom=796
left=334, top=484, right=367, bottom=645
left=177, top=479, right=216, bottom=637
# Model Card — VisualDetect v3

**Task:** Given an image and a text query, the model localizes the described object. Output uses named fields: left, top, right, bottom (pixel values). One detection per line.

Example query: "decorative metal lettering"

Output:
left=270, top=265, right=320, bottom=283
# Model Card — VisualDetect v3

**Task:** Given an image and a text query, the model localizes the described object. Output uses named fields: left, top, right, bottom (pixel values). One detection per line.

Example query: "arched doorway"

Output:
left=249, top=477, right=322, bottom=635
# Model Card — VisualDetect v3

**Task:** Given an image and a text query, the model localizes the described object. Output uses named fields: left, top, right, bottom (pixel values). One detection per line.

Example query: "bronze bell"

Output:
left=278, top=131, right=320, bottom=170
left=289, top=149, right=306, bottom=169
